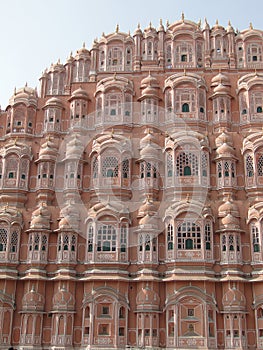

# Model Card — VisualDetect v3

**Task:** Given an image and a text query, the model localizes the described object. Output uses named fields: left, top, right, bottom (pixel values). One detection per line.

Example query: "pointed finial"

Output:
left=116, top=24, right=119, bottom=33
left=102, top=32, right=105, bottom=37
left=228, top=20, right=231, bottom=26
left=149, top=21, right=152, bottom=29
left=250, top=22, right=253, bottom=30
left=128, top=30, right=131, bottom=36
left=83, top=42, right=86, bottom=48
left=215, top=19, right=219, bottom=26
left=197, top=19, right=201, bottom=28
left=166, top=19, right=170, bottom=28
left=181, top=12, right=185, bottom=22
left=57, top=58, right=60, bottom=64
left=137, top=23, right=141, bottom=29
left=160, top=18, right=163, bottom=26
left=25, top=82, right=28, bottom=87
left=14, top=87, right=16, bottom=95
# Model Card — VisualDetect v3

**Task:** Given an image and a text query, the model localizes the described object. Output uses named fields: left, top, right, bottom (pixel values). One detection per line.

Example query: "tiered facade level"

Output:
left=2, top=15, right=263, bottom=350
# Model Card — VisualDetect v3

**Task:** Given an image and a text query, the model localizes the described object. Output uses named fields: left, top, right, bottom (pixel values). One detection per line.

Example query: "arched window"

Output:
left=0, top=228, right=7, bottom=251
left=97, top=224, right=116, bottom=252
left=167, top=153, right=173, bottom=177
left=120, top=225, right=127, bottom=252
left=105, top=93, right=122, bottom=117
left=252, top=225, right=260, bottom=252
left=205, top=223, right=211, bottom=250
left=102, top=156, right=119, bottom=177
left=258, top=155, right=263, bottom=176
left=167, top=223, right=174, bottom=250
left=177, top=221, right=201, bottom=250
left=122, top=159, right=129, bottom=178
left=201, top=152, right=208, bottom=177
left=88, top=225, right=94, bottom=252
left=218, top=162, right=222, bottom=178
left=246, top=155, right=254, bottom=177
left=182, top=103, right=190, bottom=113
left=176, top=152, right=199, bottom=176
left=257, top=106, right=263, bottom=113
left=166, top=44, right=172, bottom=67
left=92, top=157, right=98, bottom=178
left=108, top=47, right=123, bottom=71
left=57, top=233, right=77, bottom=260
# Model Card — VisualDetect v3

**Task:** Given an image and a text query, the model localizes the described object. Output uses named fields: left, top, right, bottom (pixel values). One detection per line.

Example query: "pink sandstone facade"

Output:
left=1, top=15, right=263, bottom=349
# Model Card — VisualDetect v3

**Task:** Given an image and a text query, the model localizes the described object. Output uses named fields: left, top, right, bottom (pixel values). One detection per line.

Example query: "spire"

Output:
left=250, top=22, right=253, bottom=30
left=82, top=42, right=86, bottom=48
left=181, top=12, right=185, bottom=22
left=115, top=23, right=119, bottom=33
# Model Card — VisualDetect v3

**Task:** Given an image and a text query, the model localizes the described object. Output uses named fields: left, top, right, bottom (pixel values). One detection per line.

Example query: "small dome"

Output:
left=211, top=72, right=231, bottom=87
left=144, top=22, right=157, bottom=35
left=216, top=142, right=235, bottom=156
left=53, top=286, right=75, bottom=311
left=44, top=97, right=63, bottom=108
left=227, top=20, right=234, bottom=33
left=215, top=131, right=232, bottom=148
left=141, top=73, right=159, bottom=88
left=140, top=129, right=157, bottom=147
left=138, top=198, right=158, bottom=217
left=75, top=43, right=90, bottom=59
left=66, top=135, right=84, bottom=159
left=38, top=138, right=58, bottom=160
left=140, top=143, right=160, bottom=160
left=30, top=204, right=51, bottom=229
left=133, top=23, right=143, bottom=36
left=59, top=201, right=80, bottom=230
left=218, top=199, right=239, bottom=217
left=139, top=214, right=158, bottom=228
left=69, top=87, right=89, bottom=101
left=9, top=85, right=38, bottom=107
left=49, top=60, right=64, bottom=72
left=213, top=83, right=231, bottom=95
left=139, top=86, right=160, bottom=100
left=221, top=213, right=239, bottom=229
left=136, top=285, right=160, bottom=310
left=22, top=287, right=45, bottom=311
left=222, top=287, right=246, bottom=311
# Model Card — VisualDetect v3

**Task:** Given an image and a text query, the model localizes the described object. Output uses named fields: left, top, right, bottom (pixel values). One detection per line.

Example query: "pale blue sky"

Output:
left=0, top=0, right=262, bottom=108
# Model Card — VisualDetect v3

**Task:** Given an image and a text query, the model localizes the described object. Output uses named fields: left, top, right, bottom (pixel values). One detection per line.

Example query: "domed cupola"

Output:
left=136, top=284, right=160, bottom=311
left=22, top=286, right=45, bottom=312
left=6, top=84, right=38, bottom=135
left=137, top=196, right=158, bottom=218
left=218, top=197, right=239, bottom=218
left=8, top=85, right=38, bottom=108
left=218, top=196, right=240, bottom=230
left=222, top=286, right=246, bottom=312
left=58, top=201, right=80, bottom=231
left=69, top=87, right=89, bottom=101
left=139, top=129, right=160, bottom=161
left=38, top=137, right=58, bottom=162
left=53, top=285, right=75, bottom=311
left=30, top=203, right=51, bottom=230
left=74, top=42, right=90, bottom=60
left=138, top=73, right=161, bottom=101
left=65, top=134, right=84, bottom=160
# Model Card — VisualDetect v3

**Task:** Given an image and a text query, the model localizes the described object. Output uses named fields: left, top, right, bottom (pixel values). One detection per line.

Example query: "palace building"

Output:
left=1, top=15, right=263, bottom=349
